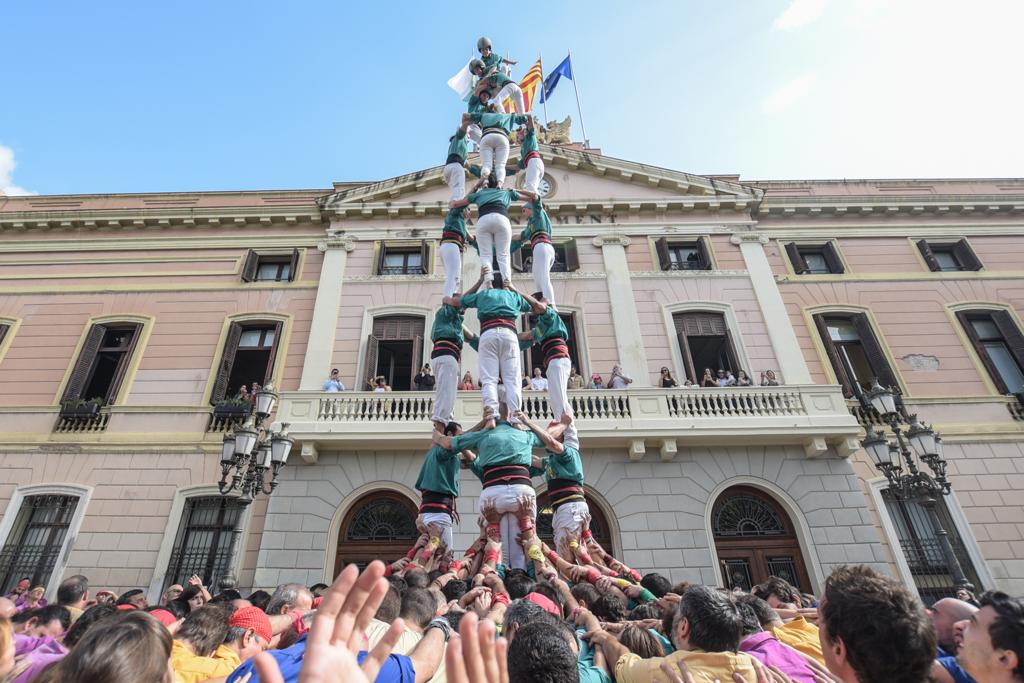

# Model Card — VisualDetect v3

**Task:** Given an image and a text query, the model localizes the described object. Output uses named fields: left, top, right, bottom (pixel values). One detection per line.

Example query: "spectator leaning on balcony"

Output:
left=607, top=365, right=633, bottom=389
left=568, top=366, right=585, bottom=390
left=760, top=369, right=780, bottom=386
left=588, top=373, right=603, bottom=389
left=659, top=367, right=678, bottom=388
left=322, top=368, right=346, bottom=392
left=530, top=367, right=548, bottom=391
left=460, top=372, right=475, bottom=390
left=736, top=370, right=753, bottom=387
left=716, top=369, right=736, bottom=387
left=701, top=368, right=717, bottom=387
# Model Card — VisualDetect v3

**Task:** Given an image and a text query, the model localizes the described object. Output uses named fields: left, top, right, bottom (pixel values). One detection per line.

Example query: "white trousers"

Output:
left=468, top=123, right=482, bottom=145
left=553, top=500, right=590, bottom=554
left=479, top=133, right=511, bottom=185
left=545, top=356, right=572, bottom=420
left=443, top=162, right=466, bottom=202
left=495, top=82, right=525, bottom=115
left=419, top=512, right=454, bottom=552
left=430, top=353, right=460, bottom=423
left=479, top=484, right=536, bottom=569
left=531, top=242, right=556, bottom=304
left=478, top=327, right=522, bottom=421
left=438, top=242, right=463, bottom=297
left=475, top=212, right=512, bottom=283
left=524, top=156, right=545, bottom=195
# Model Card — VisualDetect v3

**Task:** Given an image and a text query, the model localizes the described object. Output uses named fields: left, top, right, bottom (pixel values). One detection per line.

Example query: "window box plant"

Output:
left=213, top=398, right=254, bottom=419
left=59, top=397, right=105, bottom=419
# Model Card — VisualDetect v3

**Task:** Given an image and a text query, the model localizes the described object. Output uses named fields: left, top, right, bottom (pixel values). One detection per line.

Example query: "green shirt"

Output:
left=431, top=304, right=464, bottom=345
left=518, top=128, right=539, bottom=165
left=577, top=630, right=614, bottom=683
left=526, top=198, right=552, bottom=239
left=447, top=128, right=468, bottom=160
left=460, top=288, right=531, bottom=320
left=441, top=207, right=470, bottom=241
left=532, top=305, right=568, bottom=342
left=453, top=423, right=542, bottom=472
left=415, top=445, right=461, bottom=497
left=467, top=93, right=489, bottom=115
left=481, top=52, right=503, bottom=73
left=540, top=446, right=584, bottom=484
left=466, top=187, right=521, bottom=211
left=470, top=112, right=529, bottom=134
left=481, top=71, right=513, bottom=89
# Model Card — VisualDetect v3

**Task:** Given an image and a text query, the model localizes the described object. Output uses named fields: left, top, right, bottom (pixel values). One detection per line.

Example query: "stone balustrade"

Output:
left=276, top=384, right=863, bottom=462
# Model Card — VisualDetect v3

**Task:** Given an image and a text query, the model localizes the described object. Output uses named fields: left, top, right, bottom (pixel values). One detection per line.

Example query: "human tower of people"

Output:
left=380, top=36, right=646, bottom=595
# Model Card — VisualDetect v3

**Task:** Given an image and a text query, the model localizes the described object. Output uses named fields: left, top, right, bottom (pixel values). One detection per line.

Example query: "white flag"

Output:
left=447, top=61, right=474, bottom=100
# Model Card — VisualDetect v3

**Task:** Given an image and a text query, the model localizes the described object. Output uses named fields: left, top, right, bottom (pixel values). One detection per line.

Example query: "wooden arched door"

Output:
left=712, top=486, right=810, bottom=592
left=536, top=488, right=616, bottom=556
left=335, top=491, right=419, bottom=575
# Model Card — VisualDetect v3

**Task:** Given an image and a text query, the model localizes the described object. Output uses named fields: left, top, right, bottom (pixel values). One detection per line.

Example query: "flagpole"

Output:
left=568, top=49, right=589, bottom=148
left=539, top=53, right=549, bottom=126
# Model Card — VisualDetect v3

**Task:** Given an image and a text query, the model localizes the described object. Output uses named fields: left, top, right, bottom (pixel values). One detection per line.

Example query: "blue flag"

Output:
left=539, top=55, right=573, bottom=104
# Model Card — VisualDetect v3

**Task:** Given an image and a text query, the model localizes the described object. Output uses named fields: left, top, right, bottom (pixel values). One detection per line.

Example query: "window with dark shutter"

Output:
left=787, top=242, right=844, bottom=274
left=656, top=237, right=712, bottom=271
left=163, top=496, right=245, bottom=591
left=241, top=251, right=259, bottom=282
left=563, top=239, right=580, bottom=272
left=0, top=324, right=9, bottom=348
left=62, top=323, right=141, bottom=406
left=672, top=312, right=739, bottom=383
left=211, top=321, right=281, bottom=403
left=957, top=310, right=1024, bottom=395
left=245, top=251, right=300, bottom=283
left=814, top=313, right=898, bottom=397
left=917, top=239, right=982, bottom=272
left=0, top=494, right=79, bottom=595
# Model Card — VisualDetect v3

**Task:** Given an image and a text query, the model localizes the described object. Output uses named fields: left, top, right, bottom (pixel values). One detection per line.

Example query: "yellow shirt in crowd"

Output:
left=616, top=648, right=758, bottom=683
left=170, top=641, right=241, bottom=683
left=771, top=616, right=825, bottom=665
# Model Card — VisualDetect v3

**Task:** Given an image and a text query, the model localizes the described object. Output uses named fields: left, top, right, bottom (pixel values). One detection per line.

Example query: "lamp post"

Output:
left=859, top=380, right=973, bottom=592
left=216, top=383, right=294, bottom=591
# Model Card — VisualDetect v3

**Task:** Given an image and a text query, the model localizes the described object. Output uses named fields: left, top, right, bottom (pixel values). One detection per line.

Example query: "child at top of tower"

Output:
left=476, top=36, right=516, bottom=75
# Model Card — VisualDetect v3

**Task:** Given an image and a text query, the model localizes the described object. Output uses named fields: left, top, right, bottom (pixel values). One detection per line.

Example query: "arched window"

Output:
left=711, top=486, right=809, bottom=592
left=536, top=489, right=615, bottom=556
left=335, top=492, right=418, bottom=574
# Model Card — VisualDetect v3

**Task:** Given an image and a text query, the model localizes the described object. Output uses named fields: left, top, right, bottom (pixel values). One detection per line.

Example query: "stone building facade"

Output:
left=0, top=145, right=1021, bottom=602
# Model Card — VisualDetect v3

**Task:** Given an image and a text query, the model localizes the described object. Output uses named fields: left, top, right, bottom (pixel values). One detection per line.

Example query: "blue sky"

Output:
left=1, top=0, right=1021, bottom=195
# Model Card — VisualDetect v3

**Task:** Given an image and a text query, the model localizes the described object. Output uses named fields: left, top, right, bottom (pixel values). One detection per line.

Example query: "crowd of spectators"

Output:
left=322, top=365, right=782, bottom=393
left=2, top=561, right=1020, bottom=683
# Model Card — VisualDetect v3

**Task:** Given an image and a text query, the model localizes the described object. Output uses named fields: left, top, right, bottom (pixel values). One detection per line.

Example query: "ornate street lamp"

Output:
left=216, top=383, right=293, bottom=590
left=859, top=383, right=972, bottom=592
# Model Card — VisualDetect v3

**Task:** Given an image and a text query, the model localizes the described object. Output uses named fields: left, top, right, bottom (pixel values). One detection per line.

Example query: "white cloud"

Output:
left=760, top=74, right=818, bottom=114
left=773, top=0, right=828, bottom=30
left=0, top=145, right=35, bottom=196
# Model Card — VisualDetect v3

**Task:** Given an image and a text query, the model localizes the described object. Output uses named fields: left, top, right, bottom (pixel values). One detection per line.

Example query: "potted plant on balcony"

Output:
left=60, top=397, right=105, bottom=420
left=213, top=398, right=254, bottom=419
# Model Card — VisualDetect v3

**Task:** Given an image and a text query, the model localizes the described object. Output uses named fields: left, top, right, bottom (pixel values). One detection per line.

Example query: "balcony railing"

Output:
left=277, top=384, right=862, bottom=459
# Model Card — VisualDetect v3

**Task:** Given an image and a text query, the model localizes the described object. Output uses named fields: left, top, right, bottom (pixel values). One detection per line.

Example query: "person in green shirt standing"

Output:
left=463, top=109, right=529, bottom=188
left=444, top=273, right=533, bottom=427
left=437, top=207, right=476, bottom=300
left=516, top=410, right=594, bottom=566
left=516, top=117, right=544, bottom=194
left=443, top=119, right=470, bottom=202
left=433, top=411, right=543, bottom=570
left=518, top=196, right=557, bottom=305
left=412, top=421, right=471, bottom=572
left=450, top=172, right=536, bottom=286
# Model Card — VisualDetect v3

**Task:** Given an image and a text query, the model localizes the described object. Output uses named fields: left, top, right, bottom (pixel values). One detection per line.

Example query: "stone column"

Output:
left=593, top=234, right=650, bottom=387
left=730, top=233, right=812, bottom=384
left=299, top=234, right=356, bottom=390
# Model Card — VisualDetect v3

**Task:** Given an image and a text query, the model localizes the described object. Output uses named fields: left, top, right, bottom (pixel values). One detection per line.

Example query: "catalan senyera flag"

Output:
left=503, top=58, right=544, bottom=113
